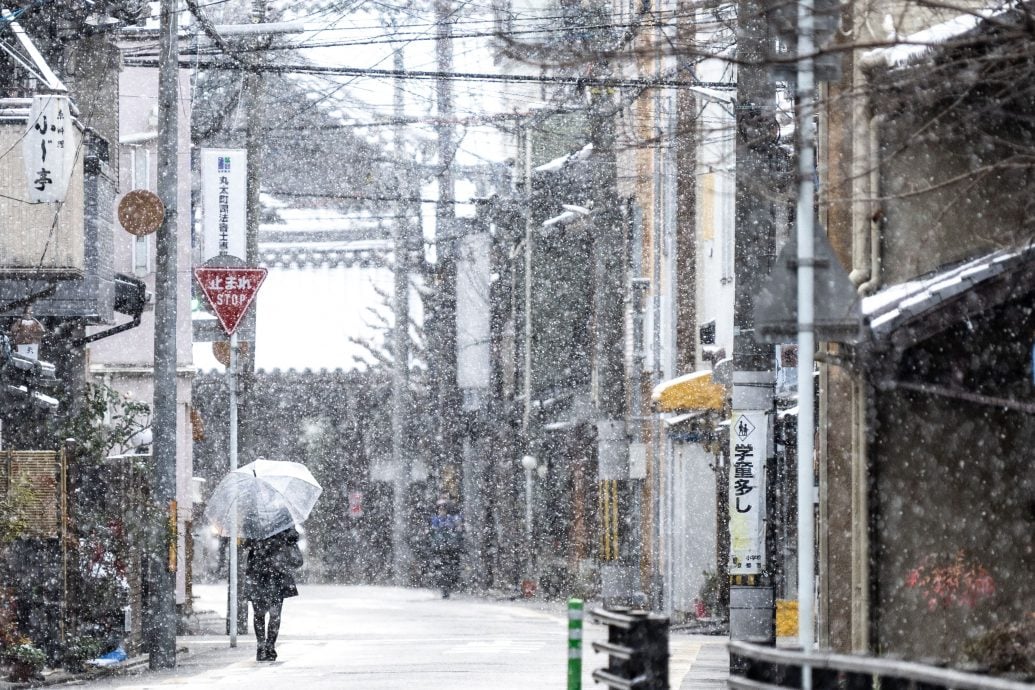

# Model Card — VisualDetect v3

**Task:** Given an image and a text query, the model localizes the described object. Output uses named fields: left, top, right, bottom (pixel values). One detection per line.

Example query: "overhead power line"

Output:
left=123, top=57, right=735, bottom=89
left=267, top=190, right=473, bottom=203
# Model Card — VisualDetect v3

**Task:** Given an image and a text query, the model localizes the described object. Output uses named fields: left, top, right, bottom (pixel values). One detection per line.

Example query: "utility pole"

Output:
left=148, top=0, right=179, bottom=669
left=390, top=43, right=414, bottom=586
left=433, top=0, right=460, bottom=517
left=237, top=0, right=267, bottom=630
left=729, top=0, right=779, bottom=645
left=244, top=0, right=267, bottom=269
left=589, top=82, right=634, bottom=607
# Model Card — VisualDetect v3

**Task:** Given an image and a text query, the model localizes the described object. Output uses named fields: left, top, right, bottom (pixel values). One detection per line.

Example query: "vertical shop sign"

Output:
left=729, top=410, right=767, bottom=574
left=23, top=95, right=74, bottom=203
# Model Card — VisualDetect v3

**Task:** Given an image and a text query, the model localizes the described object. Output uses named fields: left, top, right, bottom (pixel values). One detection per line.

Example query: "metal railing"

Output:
left=590, top=607, right=669, bottom=690
left=729, top=641, right=1035, bottom=690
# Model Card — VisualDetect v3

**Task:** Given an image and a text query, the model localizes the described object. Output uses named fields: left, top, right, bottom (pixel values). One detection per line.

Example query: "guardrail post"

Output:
left=643, top=614, right=669, bottom=689
left=590, top=607, right=669, bottom=690
left=568, top=598, right=583, bottom=690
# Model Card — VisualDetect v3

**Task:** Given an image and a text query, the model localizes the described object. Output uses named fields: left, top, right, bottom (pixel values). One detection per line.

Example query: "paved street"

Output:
left=77, top=584, right=727, bottom=689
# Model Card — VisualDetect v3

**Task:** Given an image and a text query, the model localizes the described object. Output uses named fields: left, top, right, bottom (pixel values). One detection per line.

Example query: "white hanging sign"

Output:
left=23, top=95, right=74, bottom=203
left=729, top=410, right=768, bottom=574
left=200, top=148, right=247, bottom=261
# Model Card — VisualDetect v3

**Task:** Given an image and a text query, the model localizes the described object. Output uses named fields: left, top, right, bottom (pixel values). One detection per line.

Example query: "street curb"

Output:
left=0, top=647, right=190, bottom=689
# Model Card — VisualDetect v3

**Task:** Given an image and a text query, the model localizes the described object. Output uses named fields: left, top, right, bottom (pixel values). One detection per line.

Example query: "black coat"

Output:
left=244, top=529, right=301, bottom=609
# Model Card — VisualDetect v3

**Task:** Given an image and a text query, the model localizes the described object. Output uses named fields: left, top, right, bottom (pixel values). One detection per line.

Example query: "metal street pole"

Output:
left=149, top=0, right=179, bottom=669
left=228, top=331, right=239, bottom=648
left=521, top=454, right=536, bottom=576
left=796, top=0, right=817, bottom=683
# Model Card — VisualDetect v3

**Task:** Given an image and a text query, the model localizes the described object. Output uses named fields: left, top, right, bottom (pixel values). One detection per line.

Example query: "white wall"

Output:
left=666, top=440, right=719, bottom=616
left=694, top=59, right=737, bottom=362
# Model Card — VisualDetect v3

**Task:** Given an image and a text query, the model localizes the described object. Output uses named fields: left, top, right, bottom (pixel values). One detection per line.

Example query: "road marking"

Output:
left=443, top=638, right=546, bottom=655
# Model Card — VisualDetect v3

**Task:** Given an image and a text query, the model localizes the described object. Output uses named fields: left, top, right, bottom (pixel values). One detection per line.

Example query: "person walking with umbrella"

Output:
left=244, top=527, right=303, bottom=661
left=203, top=458, right=321, bottom=660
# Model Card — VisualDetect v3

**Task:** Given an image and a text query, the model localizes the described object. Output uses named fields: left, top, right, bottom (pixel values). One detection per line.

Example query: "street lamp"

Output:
left=520, top=454, right=537, bottom=596
left=520, top=454, right=536, bottom=538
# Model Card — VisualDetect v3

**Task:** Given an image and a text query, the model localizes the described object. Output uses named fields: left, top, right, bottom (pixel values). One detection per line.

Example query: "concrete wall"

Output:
left=879, top=113, right=1030, bottom=284
left=873, top=394, right=1035, bottom=660
left=869, top=293, right=1035, bottom=662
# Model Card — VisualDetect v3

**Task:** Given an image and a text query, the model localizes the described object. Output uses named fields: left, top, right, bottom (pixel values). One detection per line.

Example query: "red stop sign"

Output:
left=194, top=267, right=267, bottom=335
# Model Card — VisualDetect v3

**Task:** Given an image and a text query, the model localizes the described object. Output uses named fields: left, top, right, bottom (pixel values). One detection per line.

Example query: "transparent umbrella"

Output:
left=204, top=459, right=322, bottom=540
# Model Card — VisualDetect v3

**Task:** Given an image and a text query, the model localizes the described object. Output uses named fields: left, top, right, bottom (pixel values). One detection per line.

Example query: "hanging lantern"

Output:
left=10, top=308, right=46, bottom=361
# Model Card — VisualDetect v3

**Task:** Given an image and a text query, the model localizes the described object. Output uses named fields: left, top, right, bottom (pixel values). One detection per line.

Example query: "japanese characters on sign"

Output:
left=729, top=410, right=768, bottom=575
left=200, top=149, right=246, bottom=261
left=22, top=95, right=74, bottom=203
left=194, top=267, right=267, bottom=335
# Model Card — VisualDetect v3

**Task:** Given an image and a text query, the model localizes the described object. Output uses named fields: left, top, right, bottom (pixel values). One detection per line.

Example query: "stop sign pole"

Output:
left=195, top=266, right=267, bottom=648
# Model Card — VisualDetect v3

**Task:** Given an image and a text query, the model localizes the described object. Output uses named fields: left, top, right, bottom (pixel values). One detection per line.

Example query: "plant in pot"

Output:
left=6, top=640, right=46, bottom=682
left=964, top=616, right=1035, bottom=675
left=64, top=636, right=103, bottom=673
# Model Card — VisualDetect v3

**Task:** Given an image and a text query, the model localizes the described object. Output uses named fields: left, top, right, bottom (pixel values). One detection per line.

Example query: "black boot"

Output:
left=256, top=631, right=268, bottom=661
left=265, top=642, right=277, bottom=661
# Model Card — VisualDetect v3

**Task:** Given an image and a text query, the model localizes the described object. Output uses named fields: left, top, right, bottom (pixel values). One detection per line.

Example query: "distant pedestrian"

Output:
left=244, top=527, right=303, bottom=661
left=429, top=496, right=463, bottom=598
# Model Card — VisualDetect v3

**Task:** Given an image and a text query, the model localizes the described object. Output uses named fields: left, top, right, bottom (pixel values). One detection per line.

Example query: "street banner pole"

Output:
left=229, top=330, right=239, bottom=647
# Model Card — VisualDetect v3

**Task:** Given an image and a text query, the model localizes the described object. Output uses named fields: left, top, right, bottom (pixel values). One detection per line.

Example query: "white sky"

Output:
left=191, top=0, right=547, bottom=372
left=193, top=264, right=398, bottom=372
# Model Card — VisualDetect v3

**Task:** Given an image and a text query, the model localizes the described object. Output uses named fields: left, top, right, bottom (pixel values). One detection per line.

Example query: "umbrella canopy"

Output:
left=204, top=459, right=322, bottom=540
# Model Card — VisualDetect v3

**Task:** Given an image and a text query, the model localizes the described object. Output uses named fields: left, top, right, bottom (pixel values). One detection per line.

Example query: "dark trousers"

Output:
left=435, top=550, right=461, bottom=595
left=253, top=600, right=283, bottom=649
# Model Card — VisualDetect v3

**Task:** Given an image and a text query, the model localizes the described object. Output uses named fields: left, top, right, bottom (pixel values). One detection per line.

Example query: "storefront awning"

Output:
left=652, top=370, right=726, bottom=412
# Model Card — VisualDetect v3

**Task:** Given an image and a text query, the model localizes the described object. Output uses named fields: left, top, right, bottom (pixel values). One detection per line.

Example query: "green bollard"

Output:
left=567, top=598, right=583, bottom=690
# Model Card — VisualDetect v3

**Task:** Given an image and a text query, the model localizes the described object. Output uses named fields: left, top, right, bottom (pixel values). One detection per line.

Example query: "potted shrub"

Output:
left=965, top=618, right=1035, bottom=675
left=6, top=641, right=46, bottom=682
left=64, top=636, right=103, bottom=673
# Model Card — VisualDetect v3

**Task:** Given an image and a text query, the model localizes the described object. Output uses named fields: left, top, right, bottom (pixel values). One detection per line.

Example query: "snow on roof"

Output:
left=862, top=246, right=1032, bottom=337
left=663, top=411, right=707, bottom=426
left=689, top=86, right=734, bottom=103
left=652, top=369, right=719, bottom=400
left=535, top=144, right=594, bottom=173
left=542, top=205, right=590, bottom=229
left=860, top=7, right=1005, bottom=69
left=542, top=211, right=579, bottom=228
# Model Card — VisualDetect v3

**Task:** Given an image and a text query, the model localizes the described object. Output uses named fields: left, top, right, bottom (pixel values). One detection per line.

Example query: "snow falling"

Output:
left=0, top=0, right=1034, bottom=686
